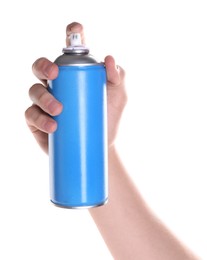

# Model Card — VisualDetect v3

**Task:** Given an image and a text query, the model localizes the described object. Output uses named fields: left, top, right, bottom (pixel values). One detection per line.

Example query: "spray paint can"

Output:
left=48, top=33, right=108, bottom=208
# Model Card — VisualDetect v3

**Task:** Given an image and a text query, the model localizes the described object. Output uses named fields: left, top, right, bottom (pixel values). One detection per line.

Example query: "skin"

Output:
left=25, top=22, right=199, bottom=260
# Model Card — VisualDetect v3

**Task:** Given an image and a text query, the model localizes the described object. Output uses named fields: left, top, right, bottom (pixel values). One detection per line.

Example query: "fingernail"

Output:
left=48, top=99, right=62, bottom=115
left=44, top=120, right=57, bottom=133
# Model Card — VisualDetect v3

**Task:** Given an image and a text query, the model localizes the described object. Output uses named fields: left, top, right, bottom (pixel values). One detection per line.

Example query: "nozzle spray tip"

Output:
left=63, top=33, right=89, bottom=54
left=69, top=33, right=82, bottom=46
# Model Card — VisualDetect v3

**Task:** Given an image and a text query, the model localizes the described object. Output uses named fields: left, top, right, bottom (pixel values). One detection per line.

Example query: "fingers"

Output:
left=25, top=104, right=57, bottom=134
left=29, top=83, right=63, bottom=116
left=66, top=22, right=85, bottom=46
left=104, top=55, right=125, bottom=86
left=32, top=57, right=59, bottom=84
left=26, top=83, right=63, bottom=137
left=25, top=105, right=56, bottom=153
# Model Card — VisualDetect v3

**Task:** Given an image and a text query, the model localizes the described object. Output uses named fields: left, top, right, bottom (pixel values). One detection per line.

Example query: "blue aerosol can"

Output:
left=48, top=33, right=108, bottom=208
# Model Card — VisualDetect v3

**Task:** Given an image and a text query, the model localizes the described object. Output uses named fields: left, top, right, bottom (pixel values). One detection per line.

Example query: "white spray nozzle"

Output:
left=63, top=33, right=89, bottom=54
left=69, top=33, right=82, bottom=46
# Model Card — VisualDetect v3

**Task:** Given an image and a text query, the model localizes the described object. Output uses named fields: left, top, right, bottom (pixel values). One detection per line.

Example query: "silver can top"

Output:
left=55, top=33, right=99, bottom=66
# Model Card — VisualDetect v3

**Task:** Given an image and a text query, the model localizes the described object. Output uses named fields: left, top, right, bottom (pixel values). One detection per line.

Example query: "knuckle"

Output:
left=32, top=57, right=45, bottom=71
left=24, top=105, right=34, bottom=121
left=25, top=105, right=38, bottom=121
left=38, top=90, right=50, bottom=105
left=25, top=105, right=48, bottom=132
left=29, top=83, right=41, bottom=97
left=32, top=57, right=50, bottom=74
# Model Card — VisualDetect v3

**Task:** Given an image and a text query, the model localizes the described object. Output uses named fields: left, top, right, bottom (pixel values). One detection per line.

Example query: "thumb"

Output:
left=104, top=55, right=121, bottom=86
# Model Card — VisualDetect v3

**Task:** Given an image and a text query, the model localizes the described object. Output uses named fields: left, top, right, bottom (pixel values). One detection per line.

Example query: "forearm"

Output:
left=89, top=146, right=198, bottom=260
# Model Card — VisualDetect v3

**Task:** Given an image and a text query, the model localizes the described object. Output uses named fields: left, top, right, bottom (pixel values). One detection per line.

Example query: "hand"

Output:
left=25, top=22, right=127, bottom=153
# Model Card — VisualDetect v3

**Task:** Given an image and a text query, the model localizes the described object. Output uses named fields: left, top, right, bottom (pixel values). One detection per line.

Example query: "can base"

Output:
left=50, top=199, right=108, bottom=209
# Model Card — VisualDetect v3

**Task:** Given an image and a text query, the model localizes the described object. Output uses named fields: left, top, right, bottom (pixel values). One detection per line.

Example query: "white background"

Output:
left=0, top=0, right=207, bottom=259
